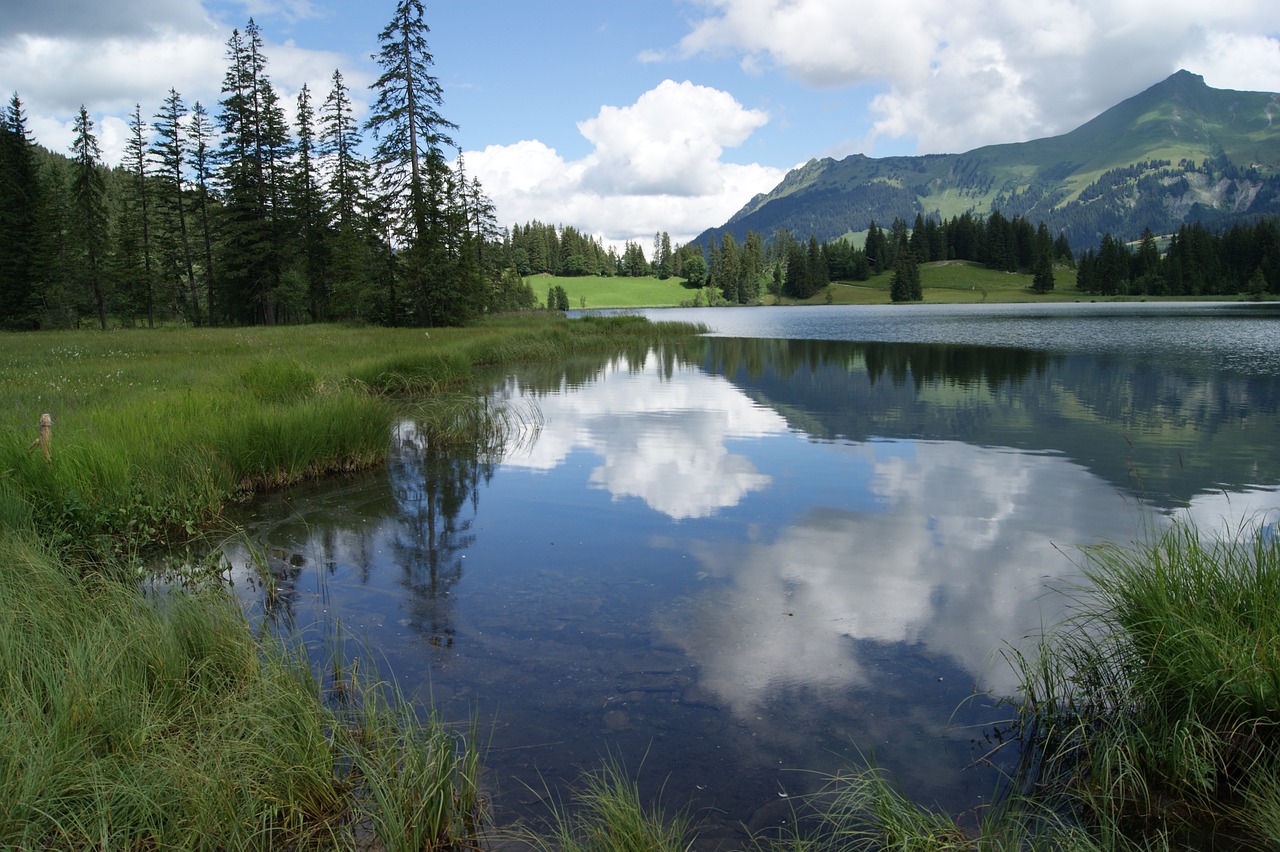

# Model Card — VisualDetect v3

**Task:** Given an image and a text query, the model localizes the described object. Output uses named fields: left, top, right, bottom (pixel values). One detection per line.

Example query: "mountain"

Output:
left=696, top=71, right=1280, bottom=250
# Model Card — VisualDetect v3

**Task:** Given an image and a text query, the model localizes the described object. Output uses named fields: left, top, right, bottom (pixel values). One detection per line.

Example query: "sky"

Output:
left=4, top=0, right=1280, bottom=247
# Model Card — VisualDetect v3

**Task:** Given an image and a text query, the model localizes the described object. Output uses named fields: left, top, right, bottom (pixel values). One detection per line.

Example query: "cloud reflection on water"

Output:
left=659, top=439, right=1156, bottom=716
left=498, top=351, right=792, bottom=519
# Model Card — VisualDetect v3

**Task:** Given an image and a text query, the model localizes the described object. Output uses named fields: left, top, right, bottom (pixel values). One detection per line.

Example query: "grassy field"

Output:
left=528, top=273, right=698, bottom=309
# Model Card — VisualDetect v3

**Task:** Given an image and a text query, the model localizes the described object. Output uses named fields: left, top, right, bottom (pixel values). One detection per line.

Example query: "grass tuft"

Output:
left=525, top=756, right=696, bottom=852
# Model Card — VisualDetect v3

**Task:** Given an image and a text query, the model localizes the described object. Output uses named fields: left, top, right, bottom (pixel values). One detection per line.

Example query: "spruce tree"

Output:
left=188, top=101, right=218, bottom=322
left=291, top=83, right=330, bottom=321
left=123, top=103, right=156, bottom=326
left=890, top=250, right=921, bottom=302
left=70, top=106, right=110, bottom=330
left=367, top=0, right=476, bottom=326
left=0, top=93, right=42, bottom=328
left=217, top=20, right=290, bottom=324
left=152, top=89, right=201, bottom=323
left=320, top=69, right=377, bottom=320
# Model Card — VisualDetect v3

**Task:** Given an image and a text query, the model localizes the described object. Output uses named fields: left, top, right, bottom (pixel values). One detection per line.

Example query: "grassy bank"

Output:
left=0, top=314, right=701, bottom=557
left=0, top=314, right=703, bottom=849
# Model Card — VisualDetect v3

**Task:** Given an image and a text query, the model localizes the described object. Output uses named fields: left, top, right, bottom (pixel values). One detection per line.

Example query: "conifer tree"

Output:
left=290, top=83, right=330, bottom=320
left=124, top=103, right=156, bottom=326
left=188, top=101, right=218, bottom=322
left=152, top=89, right=201, bottom=323
left=70, top=106, right=110, bottom=330
left=890, top=250, right=921, bottom=302
left=367, top=0, right=481, bottom=325
left=0, top=93, right=42, bottom=328
left=218, top=20, right=290, bottom=324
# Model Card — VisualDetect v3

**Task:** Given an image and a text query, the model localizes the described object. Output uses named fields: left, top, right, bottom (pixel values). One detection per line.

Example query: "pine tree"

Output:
left=320, top=69, right=378, bottom=321
left=70, top=106, right=110, bottom=330
left=890, top=250, right=921, bottom=302
left=1031, top=249, right=1055, bottom=293
left=290, top=82, right=330, bottom=321
left=217, top=20, right=290, bottom=324
left=188, top=101, right=218, bottom=322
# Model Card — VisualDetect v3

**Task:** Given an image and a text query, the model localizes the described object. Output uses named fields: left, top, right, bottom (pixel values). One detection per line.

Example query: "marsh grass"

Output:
left=0, top=315, right=700, bottom=557
left=759, top=764, right=1107, bottom=852
left=1004, top=520, right=1280, bottom=847
left=524, top=756, right=696, bottom=852
left=0, top=531, right=344, bottom=848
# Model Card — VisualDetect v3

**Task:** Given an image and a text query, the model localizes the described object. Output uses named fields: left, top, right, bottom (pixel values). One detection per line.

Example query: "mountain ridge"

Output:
left=697, top=71, right=1280, bottom=250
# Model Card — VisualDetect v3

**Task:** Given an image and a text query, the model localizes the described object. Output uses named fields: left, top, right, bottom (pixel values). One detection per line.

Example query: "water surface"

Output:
left=230, top=302, right=1280, bottom=846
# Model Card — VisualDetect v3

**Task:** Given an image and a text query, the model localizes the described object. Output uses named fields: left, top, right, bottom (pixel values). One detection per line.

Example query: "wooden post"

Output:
left=27, top=413, right=51, bottom=461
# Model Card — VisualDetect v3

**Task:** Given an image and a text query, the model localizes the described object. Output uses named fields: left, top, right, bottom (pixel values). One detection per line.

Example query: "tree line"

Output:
left=0, top=0, right=535, bottom=331
left=502, top=222, right=709, bottom=282
left=1077, top=221, right=1280, bottom=297
left=690, top=210, right=1073, bottom=305
left=699, top=209, right=1278, bottom=304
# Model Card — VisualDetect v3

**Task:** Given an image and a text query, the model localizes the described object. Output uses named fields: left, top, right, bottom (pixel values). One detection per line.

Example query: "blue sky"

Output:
left=4, top=0, right=1280, bottom=246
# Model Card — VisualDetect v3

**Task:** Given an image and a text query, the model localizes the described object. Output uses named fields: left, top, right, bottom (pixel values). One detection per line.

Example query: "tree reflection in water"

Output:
left=388, top=419, right=493, bottom=648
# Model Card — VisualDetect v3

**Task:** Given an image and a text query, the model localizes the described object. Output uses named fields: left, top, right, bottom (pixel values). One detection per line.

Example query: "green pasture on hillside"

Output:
left=528, top=273, right=697, bottom=309
left=820, top=260, right=1081, bottom=305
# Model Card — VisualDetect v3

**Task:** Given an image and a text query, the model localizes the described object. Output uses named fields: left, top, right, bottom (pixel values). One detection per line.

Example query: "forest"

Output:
left=0, top=2, right=537, bottom=332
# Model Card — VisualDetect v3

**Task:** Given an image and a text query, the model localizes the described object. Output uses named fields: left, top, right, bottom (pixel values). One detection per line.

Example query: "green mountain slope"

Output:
left=698, top=71, right=1280, bottom=250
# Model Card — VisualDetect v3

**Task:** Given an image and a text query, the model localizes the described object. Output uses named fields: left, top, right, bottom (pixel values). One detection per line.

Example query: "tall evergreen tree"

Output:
left=366, top=0, right=456, bottom=244
left=217, top=20, right=290, bottom=324
left=320, top=69, right=377, bottom=320
left=152, top=89, right=201, bottom=323
left=188, top=101, right=219, bottom=322
left=0, top=93, right=42, bottom=328
left=890, top=250, right=921, bottom=302
left=290, top=83, right=330, bottom=321
left=70, top=106, right=110, bottom=330
left=367, top=0, right=477, bottom=326
left=123, top=103, right=156, bottom=326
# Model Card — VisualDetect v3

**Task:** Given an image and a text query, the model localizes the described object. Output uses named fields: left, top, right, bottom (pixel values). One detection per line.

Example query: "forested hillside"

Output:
left=697, top=71, right=1280, bottom=253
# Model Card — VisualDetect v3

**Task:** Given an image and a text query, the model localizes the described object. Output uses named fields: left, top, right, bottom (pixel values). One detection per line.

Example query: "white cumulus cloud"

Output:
left=677, top=0, right=1280, bottom=154
left=463, top=80, right=784, bottom=246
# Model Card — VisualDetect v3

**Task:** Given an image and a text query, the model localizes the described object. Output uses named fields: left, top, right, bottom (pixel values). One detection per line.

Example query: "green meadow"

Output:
left=528, top=273, right=700, bottom=309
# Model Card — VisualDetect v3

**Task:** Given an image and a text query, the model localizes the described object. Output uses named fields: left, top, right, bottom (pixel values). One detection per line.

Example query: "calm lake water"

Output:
left=228, top=302, right=1280, bottom=847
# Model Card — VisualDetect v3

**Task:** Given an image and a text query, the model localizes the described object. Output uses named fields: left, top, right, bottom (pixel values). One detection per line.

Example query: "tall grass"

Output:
left=1006, top=519, right=1280, bottom=847
left=524, top=757, right=696, bottom=852
left=758, top=765, right=1105, bottom=852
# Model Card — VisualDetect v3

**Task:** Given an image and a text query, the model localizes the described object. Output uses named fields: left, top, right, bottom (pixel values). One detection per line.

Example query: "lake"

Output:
left=227, top=301, right=1280, bottom=847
